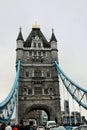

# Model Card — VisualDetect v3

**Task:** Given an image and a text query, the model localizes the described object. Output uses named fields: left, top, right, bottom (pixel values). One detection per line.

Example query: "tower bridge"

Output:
left=0, top=24, right=87, bottom=127
left=16, top=24, right=61, bottom=124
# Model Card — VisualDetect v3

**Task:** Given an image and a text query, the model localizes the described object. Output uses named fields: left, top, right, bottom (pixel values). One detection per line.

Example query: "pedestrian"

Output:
left=5, top=122, right=12, bottom=130
left=1, top=123, right=6, bottom=130
left=12, top=124, right=19, bottom=130
left=19, top=120, right=25, bottom=130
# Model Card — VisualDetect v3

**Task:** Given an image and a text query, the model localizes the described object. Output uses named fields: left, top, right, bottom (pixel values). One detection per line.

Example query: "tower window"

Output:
left=23, top=87, right=27, bottom=95
left=47, top=71, right=50, bottom=77
left=38, top=51, right=41, bottom=56
left=34, top=69, right=41, bottom=77
left=29, top=51, right=32, bottom=56
left=33, top=42, right=36, bottom=48
left=34, top=51, right=37, bottom=56
left=43, top=52, right=46, bottom=56
left=38, top=43, right=41, bottom=48
left=28, top=88, right=32, bottom=95
left=50, top=88, right=52, bottom=95
left=26, top=72, right=29, bottom=77
left=44, top=88, right=49, bottom=95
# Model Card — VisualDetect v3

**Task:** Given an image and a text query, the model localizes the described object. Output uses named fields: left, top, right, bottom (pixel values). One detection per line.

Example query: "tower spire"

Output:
left=16, top=26, right=24, bottom=41
left=19, top=26, right=22, bottom=32
left=50, top=28, right=57, bottom=42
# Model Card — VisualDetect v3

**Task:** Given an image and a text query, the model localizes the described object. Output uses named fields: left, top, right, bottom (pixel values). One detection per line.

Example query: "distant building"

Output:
left=71, top=111, right=81, bottom=125
left=61, top=110, right=87, bottom=126
left=64, top=100, right=70, bottom=115
left=61, top=100, right=87, bottom=125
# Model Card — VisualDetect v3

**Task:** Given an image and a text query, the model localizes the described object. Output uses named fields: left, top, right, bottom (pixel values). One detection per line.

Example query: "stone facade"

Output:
left=16, top=24, right=61, bottom=124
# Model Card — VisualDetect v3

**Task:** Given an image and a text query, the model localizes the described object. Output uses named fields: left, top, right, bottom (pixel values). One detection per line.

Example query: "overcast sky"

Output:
left=0, top=0, right=87, bottom=117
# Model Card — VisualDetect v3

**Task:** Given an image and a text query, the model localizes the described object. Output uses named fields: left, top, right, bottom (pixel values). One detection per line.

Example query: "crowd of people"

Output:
left=0, top=120, right=66, bottom=130
left=0, top=120, right=36, bottom=130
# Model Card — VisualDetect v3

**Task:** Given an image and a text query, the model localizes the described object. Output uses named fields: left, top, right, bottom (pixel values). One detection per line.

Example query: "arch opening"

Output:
left=22, top=104, right=52, bottom=125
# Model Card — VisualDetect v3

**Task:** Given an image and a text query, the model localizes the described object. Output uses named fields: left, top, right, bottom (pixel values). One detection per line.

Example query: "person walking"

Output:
left=1, top=123, right=6, bottom=130
left=12, top=124, right=19, bottom=130
left=19, top=120, right=25, bottom=130
left=5, top=122, right=12, bottom=130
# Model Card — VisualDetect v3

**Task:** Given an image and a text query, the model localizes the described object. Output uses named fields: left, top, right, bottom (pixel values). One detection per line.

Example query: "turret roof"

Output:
left=16, top=27, right=24, bottom=41
left=50, top=29, right=57, bottom=42
left=24, top=24, right=50, bottom=48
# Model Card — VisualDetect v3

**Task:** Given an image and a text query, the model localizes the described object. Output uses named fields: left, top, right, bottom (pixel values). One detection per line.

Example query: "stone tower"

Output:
left=16, top=24, right=61, bottom=124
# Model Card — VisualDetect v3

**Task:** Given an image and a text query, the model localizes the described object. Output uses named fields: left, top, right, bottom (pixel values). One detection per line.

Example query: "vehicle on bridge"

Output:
left=72, top=125, right=87, bottom=130
left=37, top=125, right=45, bottom=130
left=45, top=121, right=56, bottom=130
left=50, top=126, right=66, bottom=130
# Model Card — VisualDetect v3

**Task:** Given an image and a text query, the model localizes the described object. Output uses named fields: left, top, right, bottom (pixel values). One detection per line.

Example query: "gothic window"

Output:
left=47, top=71, right=50, bottom=77
left=26, top=72, right=29, bottom=77
left=34, top=87, right=42, bottom=95
left=38, top=43, right=41, bottom=48
left=29, top=51, right=32, bottom=56
left=43, top=52, right=46, bottom=56
left=34, top=51, right=37, bottom=56
left=44, top=88, right=49, bottom=95
left=28, top=88, right=32, bottom=95
left=50, top=88, right=53, bottom=95
left=33, top=42, right=36, bottom=48
left=34, top=69, right=41, bottom=77
left=38, top=51, right=41, bottom=56
left=23, top=87, right=27, bottom=95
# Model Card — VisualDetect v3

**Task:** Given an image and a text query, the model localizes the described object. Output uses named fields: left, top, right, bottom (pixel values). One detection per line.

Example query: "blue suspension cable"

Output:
left=0, top=60, right=21, bottom=123
left=0, top=60, right=20, bottom=109
left=54, top=61, right=87, bottom=110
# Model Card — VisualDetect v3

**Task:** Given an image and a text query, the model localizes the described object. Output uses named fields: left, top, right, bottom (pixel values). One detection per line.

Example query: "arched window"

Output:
left=38, top=43, right=41, bottom=48
left=47, top=71, right=50, bottom=77
left=23, top=87, right=27, bottom=95
left=44, top=88, right=49, bottom=95
left=50, top=88, right=52, bottom=95
left=43, top=52, right=46, bottom=56
left=34, top=51, right=37, bottom=56
left=26, top=72, right=29, bottom=77
left=34, top=69, right=41, bottom=77
left=29, top=51, right=32, bottom=56
left=28, top=88, right=32, bottom=95
left=38, top=51, right=41, bottom=56
left=33, top=42, right=36, bottom=48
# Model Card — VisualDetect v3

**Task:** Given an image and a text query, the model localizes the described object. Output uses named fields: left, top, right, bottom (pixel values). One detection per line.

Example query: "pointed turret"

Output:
left=16, top=27, right=24, bottom=62
left=50, top=28, right=57, bottom=42
left=50, top=28, right=58, bottom=62
left=16, top=27, right=24, bottom=41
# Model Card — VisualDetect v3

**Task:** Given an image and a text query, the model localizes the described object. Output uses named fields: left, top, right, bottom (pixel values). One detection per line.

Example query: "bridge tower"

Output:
left=16, top=24, right=61, bottom=124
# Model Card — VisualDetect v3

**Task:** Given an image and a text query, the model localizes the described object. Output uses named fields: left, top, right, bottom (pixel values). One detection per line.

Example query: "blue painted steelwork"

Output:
left=54, top=61, right=87, bottom=110
left=0, top=60, right=21, bottom=123
left=0, top=94, right=17, bottom=123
